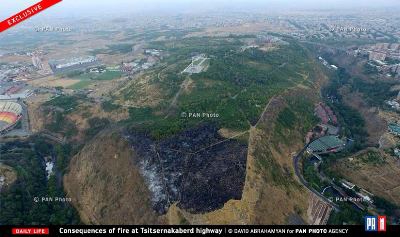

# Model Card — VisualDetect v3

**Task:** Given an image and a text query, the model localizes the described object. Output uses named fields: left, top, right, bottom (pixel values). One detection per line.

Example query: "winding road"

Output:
left=292, top=143, right=340, bottom=211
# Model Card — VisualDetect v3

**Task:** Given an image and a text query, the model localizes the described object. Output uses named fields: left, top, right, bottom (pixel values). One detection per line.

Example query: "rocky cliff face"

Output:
left=63, top=130, right=161, bottom=224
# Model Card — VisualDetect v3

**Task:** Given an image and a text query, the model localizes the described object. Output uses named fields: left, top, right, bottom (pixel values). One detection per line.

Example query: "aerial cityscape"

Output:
left=0, top=0, right=399, bottom=232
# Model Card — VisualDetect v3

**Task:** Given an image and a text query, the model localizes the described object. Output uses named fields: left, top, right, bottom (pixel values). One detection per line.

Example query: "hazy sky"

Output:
left=1, top=0, right=400, bottom=18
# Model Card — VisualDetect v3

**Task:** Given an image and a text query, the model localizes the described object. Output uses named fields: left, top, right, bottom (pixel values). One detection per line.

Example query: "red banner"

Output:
left=0, top=0, right=62, bottom=33
left=12, top=228, right=49, bottom=235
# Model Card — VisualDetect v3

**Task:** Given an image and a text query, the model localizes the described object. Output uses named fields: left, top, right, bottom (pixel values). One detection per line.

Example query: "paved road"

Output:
left=20, top=102, right=30, bottom=132
left=292, top=143, right=340, bottom=211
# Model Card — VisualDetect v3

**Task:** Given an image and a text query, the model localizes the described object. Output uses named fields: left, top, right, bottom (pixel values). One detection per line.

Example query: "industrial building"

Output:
left=49, top=56, right=99, bottom=74
left=307, top=136, right=346, bottom=154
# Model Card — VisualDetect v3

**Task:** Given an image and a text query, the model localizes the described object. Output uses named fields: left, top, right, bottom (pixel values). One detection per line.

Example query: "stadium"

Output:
left=0, top=101, right=23, bottom=134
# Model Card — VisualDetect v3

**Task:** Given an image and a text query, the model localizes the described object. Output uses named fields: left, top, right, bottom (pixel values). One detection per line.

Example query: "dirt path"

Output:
left=164, top=77, right=191, bottom=119
left=254, top=96, right=274, bottom=128
left=164, top=130, right=249, bottom=156
left=192, top=131, right=249, bottom=155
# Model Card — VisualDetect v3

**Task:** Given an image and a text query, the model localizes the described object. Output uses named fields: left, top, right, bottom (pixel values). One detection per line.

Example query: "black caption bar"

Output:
left=0, top=225, right=399, bottom=237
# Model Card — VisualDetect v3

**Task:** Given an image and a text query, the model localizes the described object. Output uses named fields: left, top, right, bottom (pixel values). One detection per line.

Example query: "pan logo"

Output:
left=365, top=216, right=386, bottom=232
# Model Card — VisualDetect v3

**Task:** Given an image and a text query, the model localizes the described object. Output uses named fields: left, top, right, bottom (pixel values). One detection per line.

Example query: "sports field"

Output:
left=67, top=70, right=122, bottom=89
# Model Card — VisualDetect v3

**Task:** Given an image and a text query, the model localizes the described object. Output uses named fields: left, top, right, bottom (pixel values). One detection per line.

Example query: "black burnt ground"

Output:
left=125, top=123, right=248, bottom=214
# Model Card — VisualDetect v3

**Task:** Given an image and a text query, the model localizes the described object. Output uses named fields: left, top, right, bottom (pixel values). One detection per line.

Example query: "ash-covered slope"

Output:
left=124, top=123, right=248, bottom=214
left=64, top=124, right=248, bottom=224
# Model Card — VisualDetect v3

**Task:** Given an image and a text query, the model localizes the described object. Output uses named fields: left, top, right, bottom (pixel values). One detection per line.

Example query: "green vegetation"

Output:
left=254, top=143, right=293, bottom=187
left=97, top=71, right=121, bottom=80
left=14, top=120, right=22, bottom=129
left=101, top=101, right=121, bottom=112
left=107, top=44, right=133, bottom=54
left=65, top=70, right=83, bottom=78
left=328, top=203, right=367, bottom=225
left=373, top=196, right=399, bottom=216
left=54, top=144, right=73, bottom=174
left=65, top=69, right=122, bottom=89
left=363, top=63, right=378, bottom=75
left=322, top=68, right=368, bottom=151
left=302, top=159, right=327, bottom=191
left=74, top=70, right=121, bottom=81
left=91, top=43, right=133, bottom=55
left=126, top=108, right=192, bottom=140
left=45, top=110, right=78, bottom=138
left=359, top=151, right=386, bottom=165
left=277, top=108, right=296, bottom=128
left=318, top=55, right=400, bottom=224
left=85, top=117, right=110, bottom=139
left=128, top=107, right=155, bottom=122
left=121, top=36, right=318, bottom=139
left=43, top=95, right=85, bottom=138
left=0, top=139, right=80, bottom=225
left=273, top=97, right=318, bottom=147
left=123, top=29, right=201, bottom=42
left=68, top=80, right=93, bottom=90
left=255, top=94, right=317, bottom=187
left=350, top=77, right=397, bottom=107
left=385, top=58, right=400, bottom=65
left=45, top=95, right=79, bottom=112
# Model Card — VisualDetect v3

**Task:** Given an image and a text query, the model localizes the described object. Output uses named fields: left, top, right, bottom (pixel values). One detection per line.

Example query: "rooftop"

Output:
left=308, top=136, right=346, bottom=154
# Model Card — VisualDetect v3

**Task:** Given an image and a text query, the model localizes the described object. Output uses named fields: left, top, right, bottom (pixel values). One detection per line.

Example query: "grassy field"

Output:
left=67, top=70, right=122, bottom=89
left=68, top=80, right=93, bottom=90
left=77, top=71, right=121, bottom=81
left=330, top=148, right=400, bottom=206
